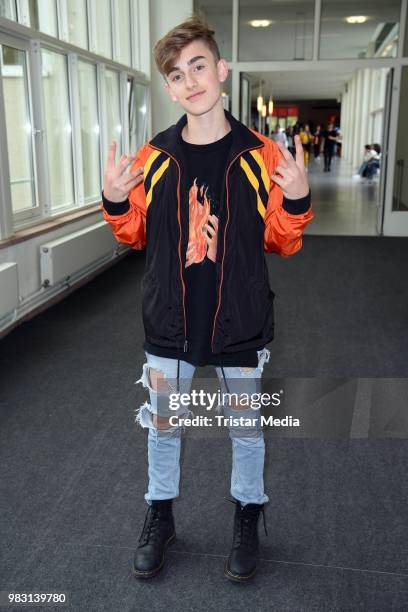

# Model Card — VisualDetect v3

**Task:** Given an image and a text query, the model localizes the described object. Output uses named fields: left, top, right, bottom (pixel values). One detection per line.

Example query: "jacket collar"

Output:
left=149, top=108, right=264, bottom=161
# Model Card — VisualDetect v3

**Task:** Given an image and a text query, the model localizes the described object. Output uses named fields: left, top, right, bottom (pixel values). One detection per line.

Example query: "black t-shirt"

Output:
left=322, top=129, right=338, bottom=151
left=144, top=129, right=260, bottom=367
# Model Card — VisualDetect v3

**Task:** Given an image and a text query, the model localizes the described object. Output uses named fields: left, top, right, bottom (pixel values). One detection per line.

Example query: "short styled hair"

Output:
left=153, top=14, right=221, bottom=78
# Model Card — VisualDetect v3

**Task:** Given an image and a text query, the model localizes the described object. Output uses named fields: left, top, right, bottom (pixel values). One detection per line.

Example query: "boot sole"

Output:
left=132, top=533, right=176, bottom=579
left=224, top=560, right=257, bottom=582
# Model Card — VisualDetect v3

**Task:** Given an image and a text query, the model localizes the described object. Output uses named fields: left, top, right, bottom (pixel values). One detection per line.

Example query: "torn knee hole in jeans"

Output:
left=134, top=363, right=176, bottom=393
left=134, top=401, right=194, bottom=432
left=238, top=366, right=256, bottom=375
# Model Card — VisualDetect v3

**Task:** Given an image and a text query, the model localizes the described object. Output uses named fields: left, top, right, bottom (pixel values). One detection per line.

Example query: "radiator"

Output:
left=0, top=262, right=19, bottom=319
left=40, top=221, right=118, bottom=287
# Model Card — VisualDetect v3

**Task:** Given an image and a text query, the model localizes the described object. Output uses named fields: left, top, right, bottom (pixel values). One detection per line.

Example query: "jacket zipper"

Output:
left=150, top=144, right=188, bottom=352
left=210, top=143, right=264, bottom=353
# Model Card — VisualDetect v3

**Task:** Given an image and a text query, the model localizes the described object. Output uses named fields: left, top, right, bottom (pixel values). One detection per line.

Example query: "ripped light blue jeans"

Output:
left=135, top=348, right=270, bottom=507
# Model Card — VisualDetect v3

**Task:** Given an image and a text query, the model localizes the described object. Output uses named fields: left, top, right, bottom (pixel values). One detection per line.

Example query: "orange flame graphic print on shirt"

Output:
left=185, top=178, right=218, bottom=267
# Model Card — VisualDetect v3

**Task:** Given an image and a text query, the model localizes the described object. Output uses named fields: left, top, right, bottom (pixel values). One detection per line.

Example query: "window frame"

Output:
left=0, top=3, right=149, bottom=238
left=0, top=32, right=45, bottom=228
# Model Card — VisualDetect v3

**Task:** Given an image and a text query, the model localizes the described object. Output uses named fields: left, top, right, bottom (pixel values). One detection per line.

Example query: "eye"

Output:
left=195, top=64, right=205, bottom=71
left=172, top=74, right=182, bottom=82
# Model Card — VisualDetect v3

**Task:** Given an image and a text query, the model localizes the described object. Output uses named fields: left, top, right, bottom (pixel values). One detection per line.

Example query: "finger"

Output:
left=294, top=135, right=305, bottom=168
left=204, top=223, right=216, bottom=238
left=107, top=141, right=117, bottom=170
left=122, top=170, right=144, bottom=188
left=274, top=163, right=292, bottom=176
left=120, top=154, right=136, bottom=172
left=270, top=173, right=288, bottom=189
left=206, top=216, right=218, bottom=230
left=121, top=168, right=144, bottom=185
left=276, top=140, right=295, bottom=165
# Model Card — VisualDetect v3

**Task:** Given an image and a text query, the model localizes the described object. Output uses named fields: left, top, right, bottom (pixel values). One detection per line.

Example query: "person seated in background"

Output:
left=365, top=144, right=381, bottom=180
left=354, top=144, right=379, bottom=180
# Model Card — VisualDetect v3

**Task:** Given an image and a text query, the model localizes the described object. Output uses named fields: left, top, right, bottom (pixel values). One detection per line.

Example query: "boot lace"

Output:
left=138, top=506, right=163, bottom=546
left=225, top=497, right=268, bottom=549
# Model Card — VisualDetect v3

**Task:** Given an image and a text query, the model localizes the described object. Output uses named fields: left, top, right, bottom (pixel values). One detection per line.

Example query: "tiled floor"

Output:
left=304, top=155, right=379, bottom=236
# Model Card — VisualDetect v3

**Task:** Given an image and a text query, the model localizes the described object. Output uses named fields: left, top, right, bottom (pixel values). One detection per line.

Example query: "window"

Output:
left=238, top=0, right=314, bottom=61
left=41, top=48, right=75, bottom=210
left=128, top=78, right=147, bottom=152
left=0, top=44, right=36, bottom=214
left=93, top=0, right=112, bottom=59
left=66, top=0, right=88, bottom=50
left=0, top=0, right=16, bottom=20
left=116, top=0, right=131, bottom=67
left=320, top=0, right=401, bottom=59
left=105, top=68, right=122, bottom=153
left=78, top=60, right=100, bottom=204
left=25, top=0, right=58, bottom=37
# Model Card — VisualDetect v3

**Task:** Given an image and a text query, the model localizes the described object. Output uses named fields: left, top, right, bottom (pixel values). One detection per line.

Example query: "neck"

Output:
left=181, top=99, right=231, bottom=145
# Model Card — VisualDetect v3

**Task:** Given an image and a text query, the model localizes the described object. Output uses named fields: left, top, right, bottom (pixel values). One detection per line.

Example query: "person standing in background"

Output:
left=313, top=125, right=322, bottom=161
left=322, top=121, right=338, bottom=172
left=299, top=124, right=313, bottom=169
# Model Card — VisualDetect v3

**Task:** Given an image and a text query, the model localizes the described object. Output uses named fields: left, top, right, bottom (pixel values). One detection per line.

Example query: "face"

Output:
left=164, top=39, right=229, bottom=116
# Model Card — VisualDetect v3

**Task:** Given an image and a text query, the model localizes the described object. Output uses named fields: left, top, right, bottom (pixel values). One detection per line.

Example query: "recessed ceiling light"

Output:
left=249, top=19, right=272, bottom=28
left=346, top=16, right=368, bottom=24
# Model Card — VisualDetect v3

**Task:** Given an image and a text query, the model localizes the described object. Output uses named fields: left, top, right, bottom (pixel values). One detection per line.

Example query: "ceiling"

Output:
left=246, top=68, right=356, bottom=101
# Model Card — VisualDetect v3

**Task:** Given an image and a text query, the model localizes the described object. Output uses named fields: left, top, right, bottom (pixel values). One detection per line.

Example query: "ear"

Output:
left=216, top=58, right=229, bottom=84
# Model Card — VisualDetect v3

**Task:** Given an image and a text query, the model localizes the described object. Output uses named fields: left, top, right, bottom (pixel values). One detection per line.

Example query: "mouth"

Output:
left=187, top=91, right=205, bottom=101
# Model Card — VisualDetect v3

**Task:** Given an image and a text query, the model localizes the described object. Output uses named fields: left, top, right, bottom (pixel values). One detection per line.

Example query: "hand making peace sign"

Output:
left=103, top=140, right=144, bottom=203
left=271, top=134, right=310, bottom=200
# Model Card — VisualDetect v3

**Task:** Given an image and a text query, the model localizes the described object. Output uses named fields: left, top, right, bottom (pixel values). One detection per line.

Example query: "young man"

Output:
left=101, top=16, right=313, bottom=582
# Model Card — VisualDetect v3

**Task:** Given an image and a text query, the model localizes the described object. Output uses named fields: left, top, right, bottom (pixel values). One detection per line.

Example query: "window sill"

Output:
left=0, top=203, right=102, bottom=249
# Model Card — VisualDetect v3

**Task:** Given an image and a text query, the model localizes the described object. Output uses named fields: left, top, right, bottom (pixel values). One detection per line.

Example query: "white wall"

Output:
left=340, top=67, right=389, bottom=169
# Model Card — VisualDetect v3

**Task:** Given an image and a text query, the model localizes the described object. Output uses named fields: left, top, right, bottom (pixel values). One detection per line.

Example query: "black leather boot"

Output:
left=133, top=499, right=176, bottom=578
left=224, top=498, right=268, bottom=582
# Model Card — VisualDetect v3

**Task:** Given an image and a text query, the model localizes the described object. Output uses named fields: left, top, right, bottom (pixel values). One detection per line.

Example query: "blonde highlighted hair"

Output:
left=153, top=14, right=221, bottom=78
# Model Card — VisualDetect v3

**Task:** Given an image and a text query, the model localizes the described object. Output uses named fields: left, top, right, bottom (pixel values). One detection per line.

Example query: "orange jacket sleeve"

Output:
left=100, top=142, right=149, bottom=251
left=262, top=139, right=314, bottom=256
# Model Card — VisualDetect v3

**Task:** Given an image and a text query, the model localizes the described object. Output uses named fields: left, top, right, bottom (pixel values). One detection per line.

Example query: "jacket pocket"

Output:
left=141, top=271, right=176, bottom=342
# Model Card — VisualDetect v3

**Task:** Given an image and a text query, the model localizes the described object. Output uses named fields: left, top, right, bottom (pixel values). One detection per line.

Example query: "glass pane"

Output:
left=105, top=69, right=122, bottom=153
left=128, top=79, right=147, bottom=152
left=117, top=0, right=131, bottom=67
left=66, top=0, right=88, bottom=49
left=28, top=0, right=58, bottom=37
left=393, top=66, right=408, bottom=211
left=41, top=49, right=75, bottom=210
left=0, top=45, right=36, bottom=213
left=194, top=0, right=232, bottom=60
left=320, top=1, right=401, bottom=59
left=0, top=0, right=16, bottom=20
left=94, top=0, right=112, bottom=59
left=239, top=0, right=314, bottom=61
left=78, top=60, right=100, bottom=204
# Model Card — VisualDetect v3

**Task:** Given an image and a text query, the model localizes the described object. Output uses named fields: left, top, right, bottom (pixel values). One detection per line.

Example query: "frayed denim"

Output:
left=134, top=348, right=270, bottom=507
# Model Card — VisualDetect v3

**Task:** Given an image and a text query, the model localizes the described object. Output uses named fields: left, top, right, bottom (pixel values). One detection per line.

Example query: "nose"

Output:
left=185, top=71, right=198, bottom=90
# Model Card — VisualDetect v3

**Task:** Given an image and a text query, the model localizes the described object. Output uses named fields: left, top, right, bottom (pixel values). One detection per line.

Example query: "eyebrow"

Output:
left=167, top=55, right=207, bottom=75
